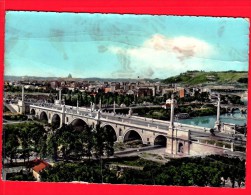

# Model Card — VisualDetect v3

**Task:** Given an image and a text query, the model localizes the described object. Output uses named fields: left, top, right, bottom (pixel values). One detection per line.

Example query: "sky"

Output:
left=4, top=11, right=250, bottom=79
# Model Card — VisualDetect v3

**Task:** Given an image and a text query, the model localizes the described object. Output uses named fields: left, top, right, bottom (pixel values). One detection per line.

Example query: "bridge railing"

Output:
left=30, top=103, right=63, bottom=111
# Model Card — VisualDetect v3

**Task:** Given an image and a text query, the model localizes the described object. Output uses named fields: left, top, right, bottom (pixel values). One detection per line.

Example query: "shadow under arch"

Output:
left=154, top=135, right=167, bottom=147
left=52, top=114, right=61, bottom=129
left=102, top=124, right=117, bottom=142
left=69, top=118, right=89, bottom=131
left=123, top=129, right=143, bottom=144
left=40, top=111, right=48, bottom=123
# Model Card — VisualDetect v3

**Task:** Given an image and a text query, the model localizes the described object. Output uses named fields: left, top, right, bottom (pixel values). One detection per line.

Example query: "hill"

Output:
left=162, top=70, right=248, bottom=85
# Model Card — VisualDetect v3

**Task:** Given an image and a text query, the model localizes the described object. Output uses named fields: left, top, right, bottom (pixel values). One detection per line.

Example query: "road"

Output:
left=3, top=119, right=30, bottom=125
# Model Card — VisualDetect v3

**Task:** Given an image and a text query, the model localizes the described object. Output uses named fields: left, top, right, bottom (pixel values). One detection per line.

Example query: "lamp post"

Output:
left=214, top=93, right=221, bottom=130
left=166, top=94, right=177, bottom=156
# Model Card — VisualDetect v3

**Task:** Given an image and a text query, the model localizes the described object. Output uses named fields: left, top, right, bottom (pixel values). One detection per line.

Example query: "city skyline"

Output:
left=4, top=12, right=250, bottom=79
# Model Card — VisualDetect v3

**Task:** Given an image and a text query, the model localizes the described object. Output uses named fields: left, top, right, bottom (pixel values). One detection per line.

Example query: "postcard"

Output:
left=2, top=11, right=249, bottom=188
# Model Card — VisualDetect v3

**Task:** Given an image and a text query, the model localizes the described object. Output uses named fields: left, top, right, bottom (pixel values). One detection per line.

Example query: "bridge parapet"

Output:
left=30, top=104, right=63, bottom=113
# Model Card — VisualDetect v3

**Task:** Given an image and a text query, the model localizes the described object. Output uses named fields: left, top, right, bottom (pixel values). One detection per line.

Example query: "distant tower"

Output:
left=68, top=73, right=72, bottom=79
left=214, top=94, right=221, bottom=130
left=18, top=85, right=25, bottom=114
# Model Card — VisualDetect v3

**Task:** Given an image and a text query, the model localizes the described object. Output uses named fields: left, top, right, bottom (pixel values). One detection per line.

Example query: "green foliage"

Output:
left=3, top=114, right=28, bottom=121
left=228, top=95, right=244, bottom=105
left=3, top=122, right=47, bottom=165
left=162, top=71, right=248, bottom=85
left=6, top=171, right=35, bottom=181
left=39, top=155, right=245, bottom=187
left=237, top=77, right=248, bottom=84
left=40, top=161, right=117, bottom=183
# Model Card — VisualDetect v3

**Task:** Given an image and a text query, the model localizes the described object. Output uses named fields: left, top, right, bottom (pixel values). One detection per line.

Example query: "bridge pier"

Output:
left=59, top=105, right=66, bottom=127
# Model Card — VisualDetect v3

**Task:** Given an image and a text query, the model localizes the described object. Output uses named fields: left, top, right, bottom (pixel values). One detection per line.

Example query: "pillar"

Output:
left=215, top=94, right=221, bottom=130
left=22, top=85, right=24, bottom=102
left=77, top=99, right=79, bottom=113
left=18, top=85, right=25, bottom=114
left=187, top=130, right=191, bottom=155
left=169, top=94, right=175, bottom=129
left=166, top=94, right=176, bottom=155
left=113, top=100, right=116, bottom=115
left=59, top=89, right=62, bottom=102
left=60, top=104, right=66, bottom=127
left=152, top=87, right=156, bottom=97
left=128, top=107, right=132, bottom=116
left=96, top=109, right=101, bottom=123
left=90, top=102, right=93, bottom=112
left=231, top=142, right=234, bottom=152
left=99, top=98, right=102, bottom=110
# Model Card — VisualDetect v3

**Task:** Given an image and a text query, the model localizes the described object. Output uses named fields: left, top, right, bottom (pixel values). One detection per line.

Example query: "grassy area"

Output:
left=163, top=71, right=248, bottom=85
left=217, top=72, right=247, bottom=83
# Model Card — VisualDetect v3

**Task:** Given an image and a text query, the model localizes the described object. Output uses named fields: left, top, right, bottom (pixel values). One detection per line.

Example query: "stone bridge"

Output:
left=201, top=103, right=247, bottom=113
left=6, top=86, right=240, bottom=157
left=220, top=104, right=247, bottom=113
left=29, top=102, right=234, bottom=157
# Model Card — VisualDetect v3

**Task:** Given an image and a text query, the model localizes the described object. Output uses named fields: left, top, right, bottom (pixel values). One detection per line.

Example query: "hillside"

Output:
left=162, top=70, right=248, bottom=85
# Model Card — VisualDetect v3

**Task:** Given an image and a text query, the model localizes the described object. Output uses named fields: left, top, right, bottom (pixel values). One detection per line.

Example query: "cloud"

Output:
left=109, top=34, right=214, bottom=78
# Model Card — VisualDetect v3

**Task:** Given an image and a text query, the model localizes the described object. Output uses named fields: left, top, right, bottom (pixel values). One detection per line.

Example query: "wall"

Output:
left=189, top=141, right=225, bottom=156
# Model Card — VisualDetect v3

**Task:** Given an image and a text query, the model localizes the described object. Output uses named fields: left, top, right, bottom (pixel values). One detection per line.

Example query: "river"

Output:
left=178, top=111, right=247, bottom=128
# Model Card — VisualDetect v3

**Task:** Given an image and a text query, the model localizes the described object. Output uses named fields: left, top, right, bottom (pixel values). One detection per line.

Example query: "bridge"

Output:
left=4, top=86, right=246, bottom=158
left=201, top=103, right=247, bottom=113
left=210, top=88, right=247, bottom=97
left=29, top=102, right=243, bottom=157
left=220, top=104, right=247, bottom=113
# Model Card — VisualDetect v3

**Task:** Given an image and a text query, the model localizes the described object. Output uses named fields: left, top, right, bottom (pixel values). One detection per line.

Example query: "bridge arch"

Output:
left=240, top=108, right=247, bottom=114
left=30, top=108, right=35, bottom=115
left=154, top=135, right=167, bottom=147
left=123, top=129, right=143, bottom=144
left=102, top=124, right=117, bottom=142
left=52, top=114, right=61, bottom=129
left=231, top=107, right=240, bottom=113
left=69, top=118, right=89, bottom=131
left=40, top=111, right=48, bottom=123
left=178, top=142, right=184, bottom=153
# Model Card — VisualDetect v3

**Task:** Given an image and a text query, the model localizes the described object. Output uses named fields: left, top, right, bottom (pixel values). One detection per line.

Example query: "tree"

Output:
left=47, top=133, right=58, bottom=162
left=2, top=125, right=20, bottom=164
left=103, top=126, right=115, bottom=157
left=93, top=124, right=105, bottom=158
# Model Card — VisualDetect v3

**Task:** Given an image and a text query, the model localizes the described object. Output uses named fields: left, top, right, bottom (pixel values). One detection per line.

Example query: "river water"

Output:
left=178, top=96, right=248, bottom=128
left=178, top=111, right=247, bottom=128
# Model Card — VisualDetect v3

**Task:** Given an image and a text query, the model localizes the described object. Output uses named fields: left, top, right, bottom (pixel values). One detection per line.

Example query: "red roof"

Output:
left=32, top=160, right=50, bottom=173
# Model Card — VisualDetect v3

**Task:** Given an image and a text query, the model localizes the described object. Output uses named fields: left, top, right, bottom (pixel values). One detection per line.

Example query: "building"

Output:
left=50, top=81, right=60, bottom=89
left=178, top=87, right=185, bottom=98
left=32, top=159, right=51, bottom=181
left=138, top=88, right=153, bottom=97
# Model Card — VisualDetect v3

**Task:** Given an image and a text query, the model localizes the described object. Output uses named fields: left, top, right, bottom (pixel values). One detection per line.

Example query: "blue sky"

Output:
left=4, top=11, right=250, bottom=79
